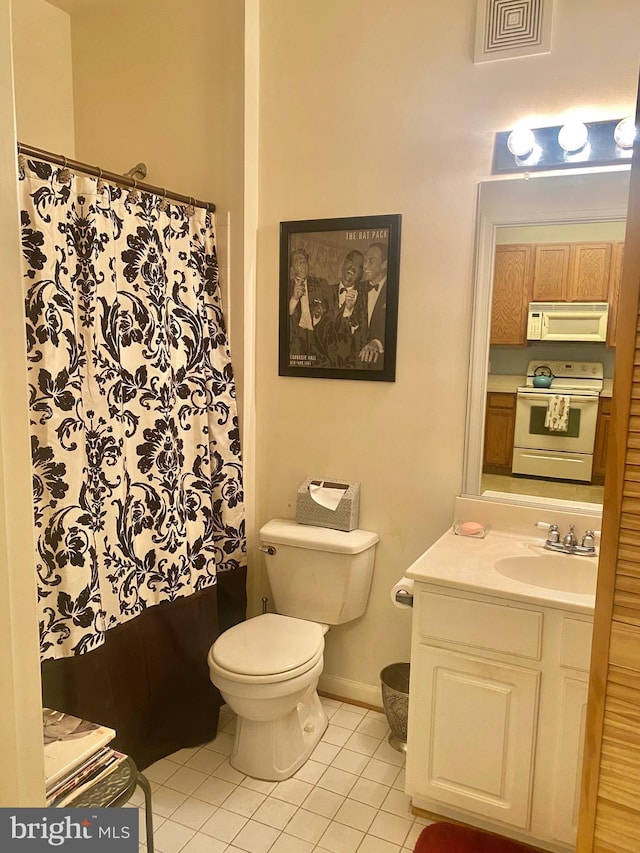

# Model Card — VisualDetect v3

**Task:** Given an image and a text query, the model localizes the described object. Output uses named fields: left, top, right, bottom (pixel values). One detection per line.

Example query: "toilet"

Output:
left=207, top=518, right=378, bottom=781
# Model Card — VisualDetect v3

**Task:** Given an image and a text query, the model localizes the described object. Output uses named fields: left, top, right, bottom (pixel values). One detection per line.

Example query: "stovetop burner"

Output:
left=520, top=360, right=604, bottom=394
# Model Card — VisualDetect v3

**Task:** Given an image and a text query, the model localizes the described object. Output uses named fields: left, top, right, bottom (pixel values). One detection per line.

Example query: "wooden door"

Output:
left=577, top=89, right=640, bottom=851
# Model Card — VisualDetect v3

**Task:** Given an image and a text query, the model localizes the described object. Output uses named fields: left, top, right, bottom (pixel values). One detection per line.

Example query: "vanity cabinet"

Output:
left=483, top=392, right=516, bottom=474
left=406, top=585, right=593, bottom=851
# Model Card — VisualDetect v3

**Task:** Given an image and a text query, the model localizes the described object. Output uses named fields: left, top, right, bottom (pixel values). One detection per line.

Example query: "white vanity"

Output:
left=404, top=498, right=598, bottom=853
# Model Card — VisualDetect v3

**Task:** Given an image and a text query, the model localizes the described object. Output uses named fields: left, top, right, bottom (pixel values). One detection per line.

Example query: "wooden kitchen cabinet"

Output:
left=568, top=242, right=612, bottom=301
left=532, top=244, right=571, bottom=301
left=490, top=245, right=532, bottom=345
left=606, top=241, right=625, bottom=347
left=483, top=392, right=516, bottom=474
left=530, top=242, right=612, bottom=303
left=592, top=396, right=612, bottom=484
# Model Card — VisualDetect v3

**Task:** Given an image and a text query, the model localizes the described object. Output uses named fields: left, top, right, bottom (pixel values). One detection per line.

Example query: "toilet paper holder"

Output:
left=394, top=589, right=414, bottom=607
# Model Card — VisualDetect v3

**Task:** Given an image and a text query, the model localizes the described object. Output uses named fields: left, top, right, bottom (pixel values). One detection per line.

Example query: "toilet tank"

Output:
left=259, top=519, right=378, bottom=625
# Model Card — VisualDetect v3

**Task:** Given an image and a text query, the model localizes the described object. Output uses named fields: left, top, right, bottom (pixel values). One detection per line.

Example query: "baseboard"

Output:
left=318, top=674, right=383, bottom=710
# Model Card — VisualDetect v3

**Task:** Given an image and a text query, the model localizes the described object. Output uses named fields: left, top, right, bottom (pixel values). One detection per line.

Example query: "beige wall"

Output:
left=12, top=0, right=74, bottom=154
left=42, top=0, right=247, bottom=421
left=0, top=0, right=46, bottom=806
left=256, top=0, right=640, bottom=702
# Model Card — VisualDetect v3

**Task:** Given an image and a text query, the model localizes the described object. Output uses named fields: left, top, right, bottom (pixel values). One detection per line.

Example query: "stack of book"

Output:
left=43, top=708, right=126, bottom=806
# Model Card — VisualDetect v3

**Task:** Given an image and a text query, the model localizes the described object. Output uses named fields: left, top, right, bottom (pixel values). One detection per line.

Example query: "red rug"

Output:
left=414, top=822, right=543, bottom=853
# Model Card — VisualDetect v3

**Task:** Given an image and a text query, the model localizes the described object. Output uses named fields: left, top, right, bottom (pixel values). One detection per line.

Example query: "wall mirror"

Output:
left=463, top=168, right=632, bottom=514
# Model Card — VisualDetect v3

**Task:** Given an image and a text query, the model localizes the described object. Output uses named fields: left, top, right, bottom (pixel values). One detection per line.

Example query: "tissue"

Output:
left=309, top=481, right=348, bottom=512
left=390, top=577, right=414, bottom=609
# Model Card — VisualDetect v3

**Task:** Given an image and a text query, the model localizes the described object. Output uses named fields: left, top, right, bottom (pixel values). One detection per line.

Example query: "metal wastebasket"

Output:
left=380, top=662, right=410, bottom=752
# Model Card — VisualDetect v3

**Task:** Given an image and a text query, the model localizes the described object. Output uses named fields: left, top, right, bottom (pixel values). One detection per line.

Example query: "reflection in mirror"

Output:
left=464, top=170, right=631, bottom=512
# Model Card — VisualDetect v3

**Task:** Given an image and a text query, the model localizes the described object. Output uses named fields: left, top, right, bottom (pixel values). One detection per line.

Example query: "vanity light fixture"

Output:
left=506, top=127, right=535, bottom=158
left=614, top=116, right=637, bottom=150
left=493, top=117, right=636, bottom=174
left=557, top=120, right=589, bottom=153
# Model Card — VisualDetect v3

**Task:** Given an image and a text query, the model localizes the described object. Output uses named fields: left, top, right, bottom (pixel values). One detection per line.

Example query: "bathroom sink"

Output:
left=495, top=554, right=597, bottom=595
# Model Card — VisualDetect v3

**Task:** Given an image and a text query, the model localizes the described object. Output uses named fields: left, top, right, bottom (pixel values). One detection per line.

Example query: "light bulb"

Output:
left=558, top=121, right=589, bottom=153
left=614, top=116, right=636, bottom=150
left=507, top=127, right=535, bottom=158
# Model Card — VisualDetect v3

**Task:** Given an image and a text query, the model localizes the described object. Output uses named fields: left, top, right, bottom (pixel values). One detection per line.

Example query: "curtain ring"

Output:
left=96, top=167, right=105, bottom=194
left=17, top=152, right=26, bottom=179
left=158, top=188, right=168, bottom=212
left=58, top=155, right=71, bottom=184
left=127, top=178, right=140, bottom=203
left=186, top=196, right=196, bottom=216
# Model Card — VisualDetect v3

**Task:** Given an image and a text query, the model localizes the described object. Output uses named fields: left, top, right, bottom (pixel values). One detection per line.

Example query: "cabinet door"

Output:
left=491, top=245, right=532, bottom=345
left=551, top=675, right=588, bottom=846
left=532, top=244, right=571, bottom=301
left=483, top=393, right=516, bottom=473
left=406, top=645, right=539, bottom=829
left=568, top=242, right=612, bottom=301
left=607, top=241, right=625, bottom=347
left=592, top=396, right=612, bottom=483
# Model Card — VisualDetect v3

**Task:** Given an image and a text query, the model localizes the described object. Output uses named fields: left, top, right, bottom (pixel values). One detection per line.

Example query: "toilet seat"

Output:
left=210, top=613, right=325, bottom=683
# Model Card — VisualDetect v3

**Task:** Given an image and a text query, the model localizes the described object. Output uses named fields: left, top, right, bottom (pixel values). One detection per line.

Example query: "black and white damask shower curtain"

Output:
left=18, top=156, right=246, bottom=765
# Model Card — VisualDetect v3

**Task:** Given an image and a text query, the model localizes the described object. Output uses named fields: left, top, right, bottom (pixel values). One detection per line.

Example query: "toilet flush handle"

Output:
left=259, top=545, right=276, bottom=556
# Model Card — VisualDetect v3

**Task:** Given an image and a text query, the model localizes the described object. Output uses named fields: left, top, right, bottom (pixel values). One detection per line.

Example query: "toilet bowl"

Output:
left=208, top=613, right=328, bottom=780
left=208, top=518, right=378, bottom=781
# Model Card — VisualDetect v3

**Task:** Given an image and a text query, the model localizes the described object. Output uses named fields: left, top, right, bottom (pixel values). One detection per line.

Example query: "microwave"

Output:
left=526, top=302, right=609, bottom=343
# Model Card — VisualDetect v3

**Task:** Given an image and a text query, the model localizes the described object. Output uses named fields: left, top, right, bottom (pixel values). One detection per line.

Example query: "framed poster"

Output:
left=279, top=214, right=402, bottom=381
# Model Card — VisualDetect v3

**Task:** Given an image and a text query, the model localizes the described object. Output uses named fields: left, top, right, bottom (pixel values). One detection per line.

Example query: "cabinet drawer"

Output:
left=416, top=590, right=543, bottom=660
left=560, top=617, right=593, bottom=671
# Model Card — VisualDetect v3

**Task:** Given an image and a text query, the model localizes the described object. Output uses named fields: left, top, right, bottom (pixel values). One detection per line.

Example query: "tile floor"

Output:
left=128, top=697, right=432, bottom=853
left=481, top=472, right=604, bottom=504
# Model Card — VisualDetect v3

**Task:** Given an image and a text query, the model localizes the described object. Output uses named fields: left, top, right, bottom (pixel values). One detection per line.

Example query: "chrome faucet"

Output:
left=534, top=522, right=599, bottom=556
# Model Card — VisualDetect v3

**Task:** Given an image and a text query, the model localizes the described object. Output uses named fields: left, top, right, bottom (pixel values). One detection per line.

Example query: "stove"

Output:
left=512, top=361, right=604, bottom=483
left=518, top=360, right=604, bottom=396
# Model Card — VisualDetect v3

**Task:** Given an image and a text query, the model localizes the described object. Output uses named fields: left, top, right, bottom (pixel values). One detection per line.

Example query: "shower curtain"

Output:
left=19, top=156, right=246, bottom=768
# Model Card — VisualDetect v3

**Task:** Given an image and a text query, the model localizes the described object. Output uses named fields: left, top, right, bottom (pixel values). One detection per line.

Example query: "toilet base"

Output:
left=229, top=685, right=328, bottom=781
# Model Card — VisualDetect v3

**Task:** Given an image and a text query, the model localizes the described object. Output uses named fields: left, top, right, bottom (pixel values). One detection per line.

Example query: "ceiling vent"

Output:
left=474, top=0, right=554, bottom=63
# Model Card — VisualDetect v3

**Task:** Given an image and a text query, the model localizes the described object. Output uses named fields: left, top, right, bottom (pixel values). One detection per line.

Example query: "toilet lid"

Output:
left=212, top=613, right=325, bottom=677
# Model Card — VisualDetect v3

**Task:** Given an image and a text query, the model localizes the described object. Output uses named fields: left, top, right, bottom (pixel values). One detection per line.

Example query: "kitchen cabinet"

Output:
left=567, top=242, right=612, bottom=301
left=491, top=242, right=620, bottom=347
left=592, top=396, right=612, bottom=484
left=531, top=242, right=612, bottom=303
left=406, top=585, right=593, bottom=851
left=483, top=392, right=516, bottom=474
left=606, top=241, right=625, bottom=347
left=490, top=245, right=532, bottom=345
left=531, top=244, right=571, bottom=302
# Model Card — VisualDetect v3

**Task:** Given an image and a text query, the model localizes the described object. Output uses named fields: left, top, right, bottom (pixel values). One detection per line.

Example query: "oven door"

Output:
left=512, top=392, right=599, bottom=481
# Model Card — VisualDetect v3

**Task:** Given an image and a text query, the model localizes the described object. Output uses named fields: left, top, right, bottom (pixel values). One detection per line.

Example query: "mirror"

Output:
left=463, top=169, right=631, bottom=511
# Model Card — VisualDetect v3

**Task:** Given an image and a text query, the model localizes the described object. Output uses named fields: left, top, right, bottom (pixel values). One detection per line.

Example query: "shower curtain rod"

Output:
left=17, top=142, right=216, bottom=213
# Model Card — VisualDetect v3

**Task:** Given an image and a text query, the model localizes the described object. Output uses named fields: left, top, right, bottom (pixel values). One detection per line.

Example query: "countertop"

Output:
left=405, top=526, right=596, bottom=615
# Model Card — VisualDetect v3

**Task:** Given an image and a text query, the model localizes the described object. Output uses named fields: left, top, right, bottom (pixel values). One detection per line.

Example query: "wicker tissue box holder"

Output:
left=295, top=478, right=360, bottom=532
